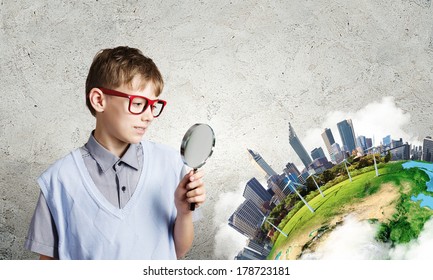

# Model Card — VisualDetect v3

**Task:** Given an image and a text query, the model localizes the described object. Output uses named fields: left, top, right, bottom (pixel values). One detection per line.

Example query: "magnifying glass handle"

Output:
left=190, top=202, right=196, bottom=211
left=189, top=168, right=198, bottom=211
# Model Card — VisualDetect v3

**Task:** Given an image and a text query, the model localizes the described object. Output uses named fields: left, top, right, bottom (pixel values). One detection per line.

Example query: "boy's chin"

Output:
left=128, top=138, right=143, bottom=144
left=128, top=134, right=146, bottom=144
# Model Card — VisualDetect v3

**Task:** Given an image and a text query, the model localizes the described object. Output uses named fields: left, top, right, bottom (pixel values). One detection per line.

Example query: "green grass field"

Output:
left=267, top=161, right=433, bottom=259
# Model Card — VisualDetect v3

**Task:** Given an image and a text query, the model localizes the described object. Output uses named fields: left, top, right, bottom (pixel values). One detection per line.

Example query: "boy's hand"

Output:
left=175, top=170, right=206, bottom=215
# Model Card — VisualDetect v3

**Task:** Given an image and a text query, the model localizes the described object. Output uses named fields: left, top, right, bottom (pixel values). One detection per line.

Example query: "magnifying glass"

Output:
left=180, top=123, right=215, bottom=211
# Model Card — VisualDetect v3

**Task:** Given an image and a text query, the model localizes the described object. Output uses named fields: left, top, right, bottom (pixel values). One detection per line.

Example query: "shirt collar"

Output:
left=85, top=133, right=140, bottom=173
left=120, top=141, right=141, bottom=171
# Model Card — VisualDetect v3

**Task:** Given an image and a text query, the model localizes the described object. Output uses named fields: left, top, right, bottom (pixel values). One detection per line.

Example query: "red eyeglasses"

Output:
left=99, top=87, right=167, bottom=117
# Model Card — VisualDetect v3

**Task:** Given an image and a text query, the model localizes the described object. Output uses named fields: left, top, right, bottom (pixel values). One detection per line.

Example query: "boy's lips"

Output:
left=134, top=126, right=147, bottom=134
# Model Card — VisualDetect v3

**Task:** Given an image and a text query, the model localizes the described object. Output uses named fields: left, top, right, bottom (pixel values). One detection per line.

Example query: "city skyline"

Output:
left=288, top=116, right=422, bottom=174
left=247, top=119, right=425, bottom=185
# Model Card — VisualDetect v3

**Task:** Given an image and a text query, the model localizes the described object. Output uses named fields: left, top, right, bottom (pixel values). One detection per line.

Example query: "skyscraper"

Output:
left=288, top=122, right=312, bottom=169
left=422, top=136, right=433, bottom=162
left=267, top=174, right=295, bottom=204
left=383, top=135, right=391, bottom=147
left=247, top=149, right=278, bottom=179
left=337, top=119, right=357, bottom=153
left=392, top=138, right=402, bottom=147
left=243, top=178, right=272, bottom=212
left=310, top=157, right=334, bottom=174
left=366, top=138, right=373, bottom=149
left=411, top=145, right=422, bottom=160
left=356, top=135, right=367, bottom=151
left=321, top=128, right=335, bottom=156
left=311, top=147, right=326, bottom=160
left=228, top=199, right=265, bottom=239
left=390, top=143, right=410, bottom=161
left=283, top=162, right=301, bottom=184
left=330, top=142, right=345, bottom=164
left=284, top=162, right=300, bottom=177
left=246, top=239, right=271, bottom=257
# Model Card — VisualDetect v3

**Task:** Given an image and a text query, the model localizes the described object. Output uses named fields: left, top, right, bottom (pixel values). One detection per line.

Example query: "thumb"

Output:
left=178, top=170, right=193, bottom=189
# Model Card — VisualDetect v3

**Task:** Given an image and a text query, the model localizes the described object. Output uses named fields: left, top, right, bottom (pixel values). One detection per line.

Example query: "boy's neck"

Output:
left=93, top=129, right=129, bottom=158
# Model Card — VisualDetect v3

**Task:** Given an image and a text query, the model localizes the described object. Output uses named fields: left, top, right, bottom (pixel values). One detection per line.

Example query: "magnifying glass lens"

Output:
left=180, top=124, right=215, bottom=210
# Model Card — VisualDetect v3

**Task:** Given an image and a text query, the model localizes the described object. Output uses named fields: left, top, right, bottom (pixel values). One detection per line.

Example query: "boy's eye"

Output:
left=132, top=98, right=147, bottom=108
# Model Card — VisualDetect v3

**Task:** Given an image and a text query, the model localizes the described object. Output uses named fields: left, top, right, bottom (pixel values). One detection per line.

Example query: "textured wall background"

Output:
left=1, top=0, right=432, bottom=260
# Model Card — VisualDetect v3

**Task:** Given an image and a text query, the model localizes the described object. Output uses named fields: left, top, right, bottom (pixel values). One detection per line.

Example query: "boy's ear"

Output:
left=88, top=88, right=106, bottom=113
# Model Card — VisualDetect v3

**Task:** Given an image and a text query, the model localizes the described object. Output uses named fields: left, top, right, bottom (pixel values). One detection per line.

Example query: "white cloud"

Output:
left=390, top=217, right=433, bottom=259
left=301, top=215, right=390, bottom=260
left=213, top=182, right=249, bottom=259
left=300, top=214, right=433, bottom=260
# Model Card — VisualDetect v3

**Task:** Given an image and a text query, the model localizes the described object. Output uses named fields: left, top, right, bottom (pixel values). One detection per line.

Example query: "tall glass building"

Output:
left=247, top=149, right=278, bottom=179
left=311, top=147, right=326, bottom=160
left=228, top=199, right=265, bottom=239
left=321, top=128, right=335, bottom=156
left=337, top=119, right=357, bottom=153
left=288, top=122, right=312, bottom=169
left=383, top=135, right=392, bottom=147
left=423, top=136, right=433, bottom=162
left=356, top=135, right=367, bottom=151
left=243, top=178, right=272, bottom=212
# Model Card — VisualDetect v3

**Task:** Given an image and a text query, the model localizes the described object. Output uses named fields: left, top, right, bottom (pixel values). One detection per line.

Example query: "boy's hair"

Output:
left=85, top=46, right=164, bottom=116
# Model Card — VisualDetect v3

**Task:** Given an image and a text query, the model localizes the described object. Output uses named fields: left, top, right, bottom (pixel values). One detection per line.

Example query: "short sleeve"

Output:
left=24, top=191, right=59, bottom=259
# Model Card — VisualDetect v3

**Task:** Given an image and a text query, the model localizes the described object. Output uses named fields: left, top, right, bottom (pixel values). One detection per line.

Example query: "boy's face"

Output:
left=98, top=76, right=158, bottom=147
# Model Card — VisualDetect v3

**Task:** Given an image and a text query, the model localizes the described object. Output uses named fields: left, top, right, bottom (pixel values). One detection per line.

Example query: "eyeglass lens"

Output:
left=130, top=97, right=164, bottom=117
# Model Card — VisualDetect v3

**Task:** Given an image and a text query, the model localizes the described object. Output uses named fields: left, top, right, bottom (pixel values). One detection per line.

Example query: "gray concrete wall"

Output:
left=1, top=0, right=433, bottom=260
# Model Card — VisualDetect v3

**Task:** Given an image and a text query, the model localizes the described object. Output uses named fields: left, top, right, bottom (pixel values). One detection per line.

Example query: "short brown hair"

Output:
left=85, top=46, right=164, bottom=116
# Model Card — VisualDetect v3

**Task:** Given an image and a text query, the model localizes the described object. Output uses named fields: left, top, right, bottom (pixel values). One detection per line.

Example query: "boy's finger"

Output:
left=187, top=193, right=206, bottom=204
left=186, top=179, right=204, bottom=191
left=186, top=185, right=205, bottom=197
left=189, top=170, right=204, bottom=181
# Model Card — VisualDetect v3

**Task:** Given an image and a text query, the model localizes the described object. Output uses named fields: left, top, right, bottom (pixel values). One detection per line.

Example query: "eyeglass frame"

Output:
left=98, top=87, right=167, bottom=117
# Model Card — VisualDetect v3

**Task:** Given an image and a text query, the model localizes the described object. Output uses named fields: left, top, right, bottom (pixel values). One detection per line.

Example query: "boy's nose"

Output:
left=141, top=106, right=154, bottom=121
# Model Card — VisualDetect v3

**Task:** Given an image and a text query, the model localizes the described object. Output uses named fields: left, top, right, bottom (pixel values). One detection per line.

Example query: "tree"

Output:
left=384, top=151, right=392, bottom=163
left=321, top=169, right=334, bottom=183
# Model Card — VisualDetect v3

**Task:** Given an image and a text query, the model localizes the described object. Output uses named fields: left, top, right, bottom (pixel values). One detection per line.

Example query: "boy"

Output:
left=24, top=46, right=206, bottom=260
